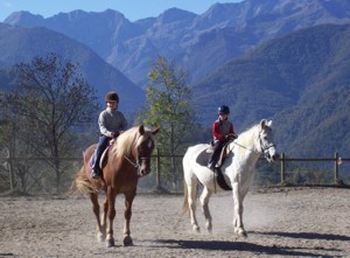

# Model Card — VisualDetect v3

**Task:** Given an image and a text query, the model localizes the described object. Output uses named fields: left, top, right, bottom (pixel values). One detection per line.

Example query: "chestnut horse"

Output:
left=74, top=125, right=159, bottom=247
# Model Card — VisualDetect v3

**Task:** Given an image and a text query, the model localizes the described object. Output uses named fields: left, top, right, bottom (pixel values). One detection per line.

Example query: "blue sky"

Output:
left=0, top=0, right=243, bottom=22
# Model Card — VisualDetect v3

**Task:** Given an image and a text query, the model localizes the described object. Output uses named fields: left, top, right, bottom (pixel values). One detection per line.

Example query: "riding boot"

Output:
left=207, top=139, right=226, bottom=170
left=207, top=148, right=220, bottom=170
left=91, top=136, right=109, bottom=179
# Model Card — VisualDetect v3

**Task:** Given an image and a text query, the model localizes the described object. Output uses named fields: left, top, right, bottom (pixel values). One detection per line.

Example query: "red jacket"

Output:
left=212, top=119, right=234, bottom=141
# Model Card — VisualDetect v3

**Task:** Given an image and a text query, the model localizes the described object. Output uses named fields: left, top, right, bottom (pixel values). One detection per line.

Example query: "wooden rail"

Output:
left=278, top=152, right=346, bottom=185
left=0, top=150, right=348, bottom=192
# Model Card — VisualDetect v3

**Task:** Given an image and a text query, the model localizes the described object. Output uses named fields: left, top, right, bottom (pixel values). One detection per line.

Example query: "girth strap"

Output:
left=214, top=167, right=232, bottom=191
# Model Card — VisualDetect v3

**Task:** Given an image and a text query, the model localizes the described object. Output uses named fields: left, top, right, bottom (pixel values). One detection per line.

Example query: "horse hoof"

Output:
left=97, top=232, right=106, bottom=242
left=206, top=223, right=212, bottom=233
left=106, top=238, right=115, bottom=248
left=241, top=232, right=248, bottom=238
left=192, top=225, right=200, bottom=232
left=123, top=236, right=133, bottom=246
left=237, top=230, right=247, bottom=238
left=234, top=227, right=247, bottom=238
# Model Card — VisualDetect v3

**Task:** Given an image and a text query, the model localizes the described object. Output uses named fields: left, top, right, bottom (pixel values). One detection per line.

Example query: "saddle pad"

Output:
left=89, top=145, right=111, bottom=170
left=196, top=148, right=211, bottom=167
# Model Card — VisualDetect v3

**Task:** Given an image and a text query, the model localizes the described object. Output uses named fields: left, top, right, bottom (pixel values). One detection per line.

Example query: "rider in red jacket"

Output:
left=208, top=105, right=237, bottom=170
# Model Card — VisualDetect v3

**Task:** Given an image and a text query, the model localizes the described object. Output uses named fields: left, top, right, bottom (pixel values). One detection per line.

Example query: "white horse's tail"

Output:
left=182, top=180, right=189, bottom=215
left=182, top=147, right=192, bottom=216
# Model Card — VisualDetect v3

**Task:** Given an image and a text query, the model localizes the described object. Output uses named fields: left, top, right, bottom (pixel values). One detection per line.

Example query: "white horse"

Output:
left=182, top=119, right=278, bottom=237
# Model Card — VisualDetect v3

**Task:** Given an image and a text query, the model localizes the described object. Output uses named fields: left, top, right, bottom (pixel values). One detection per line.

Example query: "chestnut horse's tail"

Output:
left=70, top=147, right=100, bottom=194
left=74, top=166, right=98, bottom=194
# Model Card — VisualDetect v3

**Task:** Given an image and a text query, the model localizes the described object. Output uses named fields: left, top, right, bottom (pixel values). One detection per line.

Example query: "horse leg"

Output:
left=100, top=195, right=108, bottom=241
left=89, top=193, right=105, bottom=242
left=232, top=182, right=247, bottom=238
left=186, top=175, right=200, bottom=232
left=105, top=187, right=116, bottom=248
left=122, top=190, right=136, bottom=246
left=200, top=186, right=212, bottom=232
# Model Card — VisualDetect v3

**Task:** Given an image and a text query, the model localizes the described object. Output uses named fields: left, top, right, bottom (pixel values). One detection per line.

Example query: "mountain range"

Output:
left=4, top=0, right=350, bottom=87
left=193, top=23, right=350, bottom=156
left=0, top=23, right=144, bottom=113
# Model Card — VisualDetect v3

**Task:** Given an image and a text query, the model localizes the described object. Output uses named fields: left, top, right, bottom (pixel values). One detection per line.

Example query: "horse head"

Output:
left=134, top=125, right=160, bottom=177
left=257, top=119, right=279, bottom=163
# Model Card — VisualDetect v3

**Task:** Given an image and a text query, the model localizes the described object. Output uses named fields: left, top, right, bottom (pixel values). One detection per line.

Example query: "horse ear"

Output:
left=139, top=125, right=145, bottom=135
left=267, top=120, right=273, bottom=127
left=260, top=119, right=267, bottom=129
left=152, top=126, right=160, bottom=135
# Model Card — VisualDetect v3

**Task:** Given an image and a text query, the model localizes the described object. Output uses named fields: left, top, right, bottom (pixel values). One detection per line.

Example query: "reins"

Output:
left=123, top=137, right=153, bottom=169
left=231, top=141, right=258, bottom=154
left=228, top=130, right=275, bottom=155
left=123, top=155, right=139, bottom=168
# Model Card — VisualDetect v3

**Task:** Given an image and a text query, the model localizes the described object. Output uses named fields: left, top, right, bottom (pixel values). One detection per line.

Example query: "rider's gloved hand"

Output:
left=112, top=131, right=120, bottom=138
left=226, top=133, right=238, bottom=140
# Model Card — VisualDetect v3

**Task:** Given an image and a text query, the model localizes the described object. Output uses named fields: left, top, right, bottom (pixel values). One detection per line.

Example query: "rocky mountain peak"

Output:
left=4, top=11, right=44, bottom=26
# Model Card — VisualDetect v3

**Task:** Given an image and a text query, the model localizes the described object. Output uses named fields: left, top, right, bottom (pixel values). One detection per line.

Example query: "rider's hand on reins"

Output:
left=112, top=131, right=120, bottom=138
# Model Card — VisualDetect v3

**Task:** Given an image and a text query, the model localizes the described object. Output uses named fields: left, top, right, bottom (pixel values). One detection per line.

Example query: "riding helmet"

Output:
left=105, top=91, right=119, bottom=103
left=218, top=105, right=230, bottom=115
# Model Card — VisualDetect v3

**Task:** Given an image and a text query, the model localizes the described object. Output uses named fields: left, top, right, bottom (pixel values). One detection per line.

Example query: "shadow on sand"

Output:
left=146, top=238, right=341, bottom=257
left=252, top=231, right=350, bottom=241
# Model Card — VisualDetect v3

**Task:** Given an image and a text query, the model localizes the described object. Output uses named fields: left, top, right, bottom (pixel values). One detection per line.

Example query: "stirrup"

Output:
left=90, top=169, right=101, bottom=179
left=207, top=163, right=215, bottom=170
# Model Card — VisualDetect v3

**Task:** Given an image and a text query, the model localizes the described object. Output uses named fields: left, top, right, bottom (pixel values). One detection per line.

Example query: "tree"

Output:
left=139, top=56, right=193, bottom=191
left=5, top=53, right=99, bottom=193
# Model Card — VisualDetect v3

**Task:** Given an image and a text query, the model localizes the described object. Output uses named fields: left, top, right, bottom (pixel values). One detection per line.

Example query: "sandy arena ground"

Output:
left=0, top=187, right=350, bottom=257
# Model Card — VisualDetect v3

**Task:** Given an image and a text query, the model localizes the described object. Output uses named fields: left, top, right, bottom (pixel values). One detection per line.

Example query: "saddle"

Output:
left=196, top=142, right=231, bottom=168
left=89, top=140, right=115, bottom=171
left=196, top=142, right=233, bottom=191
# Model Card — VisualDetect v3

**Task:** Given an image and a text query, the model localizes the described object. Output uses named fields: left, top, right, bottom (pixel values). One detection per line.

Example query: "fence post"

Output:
left=334, top=152, right=339, bottom=185
left=280, top=152, right=285, bottom=185
left=8, top=156, right=15, bottom=192
left=155, top=148, right=161, bottom=189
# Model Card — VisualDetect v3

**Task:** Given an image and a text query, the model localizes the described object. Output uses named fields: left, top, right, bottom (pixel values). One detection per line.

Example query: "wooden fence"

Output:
left=152, top=151, right=349, bottom=188
left=0, top=150, right=349, bottom=194
left=278, top=152, right=348, bottom=186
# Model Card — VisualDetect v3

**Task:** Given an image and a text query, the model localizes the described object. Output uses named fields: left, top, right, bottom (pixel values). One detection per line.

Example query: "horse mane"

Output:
left=112, top=126, right=140, bottom=158
left=238, top=124, right=259, bottom=142
left=233, top=123, right=260, bottom=155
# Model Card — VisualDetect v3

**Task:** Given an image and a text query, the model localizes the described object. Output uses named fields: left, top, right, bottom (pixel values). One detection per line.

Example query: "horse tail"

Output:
left=69, top=148, right=100, bottom=194
left=66, top=167, right=84, bottom=196
left=182, top=180, right=189, bottom=215
left=74, top=166, right=98, bottom=194
left=182, top=147, right=192, bottom=216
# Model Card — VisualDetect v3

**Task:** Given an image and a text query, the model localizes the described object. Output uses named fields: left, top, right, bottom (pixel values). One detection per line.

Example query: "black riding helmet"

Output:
left=105, top=91, right=119, bottom=103
left=218, top=105, right=230, bottom=115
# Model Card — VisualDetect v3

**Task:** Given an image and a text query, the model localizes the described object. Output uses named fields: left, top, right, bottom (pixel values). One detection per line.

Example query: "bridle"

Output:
left=258, top=130, right=275, bottom=159
left=123, top=154, right=139, bottom=168
left=124, top=155, right=152, bottom=168
left=123, top=136, right=154, bottom=171
left=229, top=129, right=275, bottom=158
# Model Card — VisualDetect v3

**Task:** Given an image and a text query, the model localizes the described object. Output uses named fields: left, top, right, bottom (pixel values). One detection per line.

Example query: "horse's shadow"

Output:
left=146, top=235, right=342, bottom=257
left=252, top=231, right=350, bottom=241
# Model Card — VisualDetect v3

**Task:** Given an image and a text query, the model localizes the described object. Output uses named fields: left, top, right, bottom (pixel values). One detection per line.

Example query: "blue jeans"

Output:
left=208, top=138, right=229, bottom=167
left=92, top=135, right=110, bottom=173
